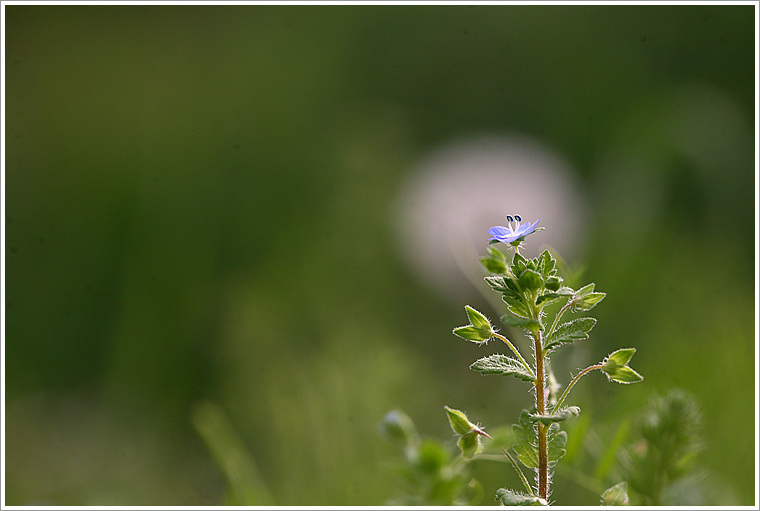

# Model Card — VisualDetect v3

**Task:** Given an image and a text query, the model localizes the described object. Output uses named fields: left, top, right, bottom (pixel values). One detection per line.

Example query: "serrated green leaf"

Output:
left=470, top=354, right=535, bottom=382
left=496, top=488, right=547, bottom=506
left=452, top=326, right=490, bottom=343
left=518, top=269, right=543, bottom=291
left=547, top=424, right=568, bottom=463
left=605, top=365, right=644, bottom=384
left=464, top=306, right=492, bottom=333
left=556, top=286, right=575, bottom=295
left=544, top=317, right=597, bottom=351
left=601, top=481, right=630, bottom=506
left=484, top=275, right=511, bottom=293
left=536, top=249, right=557, bottom=278
left=512, top=410, right=539, bottom=468
left=531, top=406, right=580, bottom=425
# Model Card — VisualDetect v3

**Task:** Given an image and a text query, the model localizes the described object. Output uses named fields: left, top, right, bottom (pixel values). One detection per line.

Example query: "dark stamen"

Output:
left=506, top=215, right=514, bottom=222
left=515, top=215, right=522, bottom=222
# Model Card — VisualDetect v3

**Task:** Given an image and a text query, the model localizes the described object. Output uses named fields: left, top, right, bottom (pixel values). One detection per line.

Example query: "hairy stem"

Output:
left=492, top=332, right=534, bottom=375
left=546, top=300, right=572, bottom=341
left=554, top=364, right=603, bottom=411
left=534, top=329, right=548, bottom=500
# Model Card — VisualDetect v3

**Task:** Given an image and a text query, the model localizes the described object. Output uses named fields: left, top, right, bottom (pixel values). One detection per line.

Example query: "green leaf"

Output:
left=604, top=347, right=635, bottom=367
left=484, top=275, right=511, bottom=293
left=457, top=431, right=483, bottom=458
left=575, top=283, right=595, bottom=297
left=503, top=294, right=532, bottom=319
left=496, top=488, right=547, bottom=506
left=605, top=366, right=644, bottom=384
left=536, top=249, right=558, bottom=278
left=512, top=410, right=539, bottom=468
left=576, top=292, right=606, bottom=311
left=444, top=406, right=476, bottom=436
left=480, top=256, right=507, bottom=274
left=518, top=269, right=543, bottom=291
left=531, top=406, right=580, bottom=426
left=480, top=246, right=508, bottom=274
left=487, top=245, right=507, bottom=262
left=500, top=314, right=541, bottom=330
left=464, top=306, right=492, bottom=333
left=544, top=317, right=597, bottom=351
left=511, top=252, right=528, bottom=275
left=601, top=348, right=644, bottom=384
left=556, top=286, right=575, bottom=295
left=544, top=276, right=561, bottom=291
left=452, top=326, right=490, bottom=343
left=536, top=292, right=560, bottom=306
left=571, top=283, right=606, bottom=310
left=601, top=481, right=630, bottom=506
left=470, top=354, right=535, bottom=382
left=547, top=423, right=568, bottom=463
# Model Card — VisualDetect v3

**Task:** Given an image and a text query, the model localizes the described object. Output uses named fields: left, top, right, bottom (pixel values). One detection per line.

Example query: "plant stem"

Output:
left=534, top=329, right=548, bottom=500
left=554, top=364, right=603, bottom=411
left=546, top=301, right=572, bottom=341
left=492, top=332, right=534, bottom=376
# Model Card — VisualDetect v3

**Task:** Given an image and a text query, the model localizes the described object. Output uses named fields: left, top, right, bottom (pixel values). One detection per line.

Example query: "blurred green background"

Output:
left=4, top=4, right=756, bottom=506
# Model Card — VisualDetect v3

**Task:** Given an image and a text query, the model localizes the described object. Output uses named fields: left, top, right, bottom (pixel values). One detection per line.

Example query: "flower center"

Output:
left=505, top=214, right=523, bottom=233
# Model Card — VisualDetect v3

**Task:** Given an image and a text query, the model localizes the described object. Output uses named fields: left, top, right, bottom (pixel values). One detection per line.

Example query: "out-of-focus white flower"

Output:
left=392, top=134, right=587, bottom=303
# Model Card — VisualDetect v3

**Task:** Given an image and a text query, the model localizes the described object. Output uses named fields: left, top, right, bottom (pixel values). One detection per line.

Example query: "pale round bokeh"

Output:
left=392, top=134, right=588, bottom=303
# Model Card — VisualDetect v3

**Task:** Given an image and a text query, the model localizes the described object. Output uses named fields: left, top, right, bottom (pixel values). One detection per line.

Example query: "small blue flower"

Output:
left=488, top=216, right=541, bottom=245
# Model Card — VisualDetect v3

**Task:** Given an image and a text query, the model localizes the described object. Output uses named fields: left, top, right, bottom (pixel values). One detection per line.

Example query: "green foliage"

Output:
left=601, top=481, right=630, bottom=506
left=531, top=406, right=581, bottom=426
left=191, top=401, right=275, bottom=506
left=457, top=432, right=483, bottom=459
left=511, top=410, right=539, bottom=469
left=469, top=354, right=535, bottom=382
left=480, top=245, right=508, bottom=274
left=444, top=406, right=477, bottom=436
left=500, top=313, right=541, bottom=330
left=446, top=222, right=643, bottom=504
left=379, top=410, right=483, bottom=506
left=601, top=348, right=644, bottom=384
left=546, top=423, right=569, bottom=464
left=452, top=306, right=494, bottom=343
left=620, top=390, right=704, bottom=505
left=544, top=317, right=596, bottom=352
left=570, top=283, right=606, bottom=311
left=496, top=488, right=548, bottom=506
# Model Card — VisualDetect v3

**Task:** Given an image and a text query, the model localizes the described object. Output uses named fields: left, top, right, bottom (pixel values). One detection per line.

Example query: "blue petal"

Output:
left=488, top=225, right=511, bottom=236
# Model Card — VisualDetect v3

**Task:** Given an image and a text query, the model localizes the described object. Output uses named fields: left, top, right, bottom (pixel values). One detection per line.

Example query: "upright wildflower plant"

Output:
left=450, top=215, right=643, bottom=505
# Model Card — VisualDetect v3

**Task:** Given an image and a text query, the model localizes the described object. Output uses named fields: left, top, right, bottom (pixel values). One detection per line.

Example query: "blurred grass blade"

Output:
left=191, top=400, right=274, bottom=505
left=593, top=419, right=630, bottom=481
